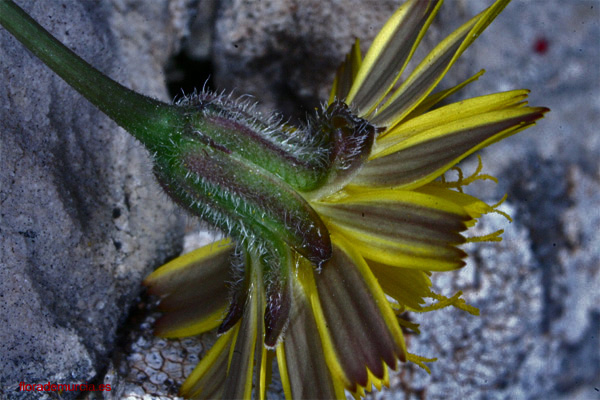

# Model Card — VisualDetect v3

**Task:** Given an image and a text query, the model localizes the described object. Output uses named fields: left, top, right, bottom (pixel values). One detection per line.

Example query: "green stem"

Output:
left=0, top=0, right=181, bottom=151
left=0, top=0, right=333, bottom=265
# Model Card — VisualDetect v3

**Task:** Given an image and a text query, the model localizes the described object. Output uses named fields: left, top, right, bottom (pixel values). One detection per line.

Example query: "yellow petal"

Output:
left=315, top=188, right=469, bottom=245
left=345, top=0, right=443, bottom=115
left=403, top=69, right=486, bottom=121
left=353, top=106, right=548, bottom=190
left=143, top=239, right=234, bottom=337
left=256, top=347, right=273, bottom=400
left=315, top=189, right=470, bottom=271
left=276, top=274, right=345, bottom=399
left=372, top=0, right=511, bottom=127
left=179, top=325, right=238, bottom=399
left=329, top=38, right=362, bottom=104
left=416, top=184, right=496, bottom=222
left=368, top=259, right=433, bottom=310
left=222, top=254, right=263, bottom=400
left=375, top=89, right=532, bottom=155
left=332, top=225, right=466, bottom=271
left=301, top=235, right=406, bottom=393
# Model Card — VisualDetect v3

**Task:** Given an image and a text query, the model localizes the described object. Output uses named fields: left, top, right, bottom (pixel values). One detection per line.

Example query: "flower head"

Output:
left=144, top=0, right=548, bottom=398
left=0, top=0, right=547, bottom=398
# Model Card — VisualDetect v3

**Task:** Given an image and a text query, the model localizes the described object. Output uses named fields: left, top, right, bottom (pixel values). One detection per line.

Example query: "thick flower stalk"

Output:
left=0, top=0, right=549, bottom=399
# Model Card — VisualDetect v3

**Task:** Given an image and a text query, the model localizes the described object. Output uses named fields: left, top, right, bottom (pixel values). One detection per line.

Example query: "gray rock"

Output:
left=212, top=0, right=401, bottom=120
left=185, top=0, right=219, bottom=60
left=0, top=1, right=192, bottom=398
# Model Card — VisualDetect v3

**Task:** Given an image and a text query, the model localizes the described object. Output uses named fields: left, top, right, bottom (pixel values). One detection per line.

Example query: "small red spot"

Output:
left=533, top=37, right=549, bottom=55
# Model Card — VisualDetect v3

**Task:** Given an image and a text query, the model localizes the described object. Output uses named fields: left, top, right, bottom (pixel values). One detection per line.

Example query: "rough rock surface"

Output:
left=212, top=0, right=400, bottom=120
left=2, top=0, right=598, bottom=399
left=212, top=0, right=472, bottom=121
left=0, top=1, right=191, bottom=398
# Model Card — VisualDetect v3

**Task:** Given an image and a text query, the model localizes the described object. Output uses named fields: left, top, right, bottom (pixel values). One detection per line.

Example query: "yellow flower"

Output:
left=143, top=0, right=548, bottom=398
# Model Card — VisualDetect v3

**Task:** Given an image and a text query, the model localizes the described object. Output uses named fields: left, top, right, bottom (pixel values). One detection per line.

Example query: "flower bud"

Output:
left=153, top=92, right=334, bottom=265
